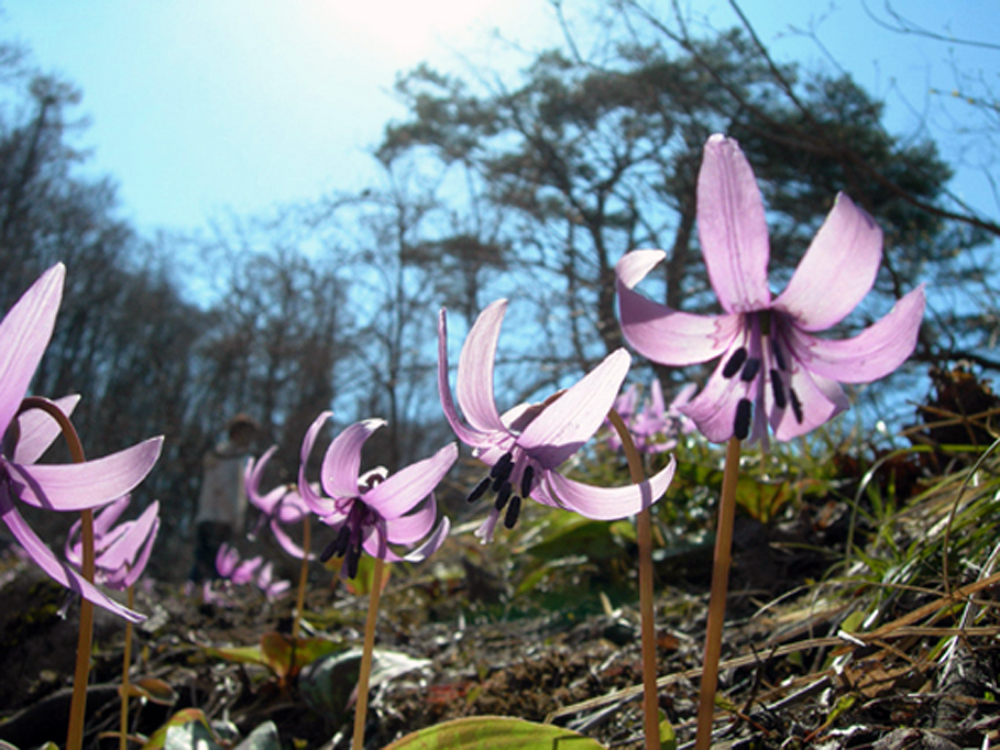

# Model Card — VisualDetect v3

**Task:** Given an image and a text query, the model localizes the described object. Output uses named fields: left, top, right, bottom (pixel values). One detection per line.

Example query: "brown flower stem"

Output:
left=695, top=436, right=742, bottom=750
left=608, top=409, right=660, bottom=750
left=292, top=515, right=311, bottom=640
left=120, top=585, right=135, bottom=750
left=352, top=555, right=384, bottom=750
left=18, top=397, right=93, bottom=750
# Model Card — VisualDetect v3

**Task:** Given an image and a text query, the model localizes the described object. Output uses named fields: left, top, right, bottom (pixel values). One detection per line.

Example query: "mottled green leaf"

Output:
left=381, top=716, right=606, bottom=749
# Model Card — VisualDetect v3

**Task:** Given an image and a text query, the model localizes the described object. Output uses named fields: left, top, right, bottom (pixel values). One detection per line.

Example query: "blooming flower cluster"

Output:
left=210, top=542, right=290, bottom=602
left=604, top=380, right=697, bottom=454
left=0, top=131, right=926, bottom=608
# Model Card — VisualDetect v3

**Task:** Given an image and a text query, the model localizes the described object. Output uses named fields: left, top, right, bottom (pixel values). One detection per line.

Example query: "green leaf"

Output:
left=259, top=632, right=345, bottom=681
left=523, top=514, right=626, bottom=562
left=381, top=716, right=606, bottom=749
left=141, top=708, right=217, bottom=750
left=202, top=642, right=265, bottom=666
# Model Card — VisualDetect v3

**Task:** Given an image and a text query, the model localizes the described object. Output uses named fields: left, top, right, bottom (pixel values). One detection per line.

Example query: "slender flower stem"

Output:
left=607, top=409, right=660, bottom=750
left=292, top=515, right=311, bottom=639
left=695, top=437, right=742, bottom=750
left=352, top=556, right=384, bottom=750
left=119, top=585, right=135, bottom=750
left=18, top=398, right=93, bottom=750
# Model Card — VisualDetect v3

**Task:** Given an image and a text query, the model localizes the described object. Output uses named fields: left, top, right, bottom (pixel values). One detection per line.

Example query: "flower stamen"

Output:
left=770, top=369, right=786, bottom=409
left=467, top=477, right=491, bottom=503
left=789, top=388, right=804, bottom=424
left=740, top=357, right=761, bottom=382
left=722, top=347, right=748, bottom=378
left=503, top=495, right=521, bottom=529
left=520, top=465, right=534, bottom=497
left=494, top=482, right=512, bottom=511
left=734, top=398, right=752, bottom=440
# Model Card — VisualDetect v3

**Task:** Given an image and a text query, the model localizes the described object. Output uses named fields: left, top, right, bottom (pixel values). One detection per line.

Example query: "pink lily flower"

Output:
left=298, top=413, right=456, bottom=579
left=617, top=135, right=926, bottom=443
left=65, top=495, right=160, bottom=591
left=438, top=300, right=676, bottom=543
left=215, top=543, right=263, bottom=585
left=256, top=561, right=290, bottom=599
left=606, top=380, right=696, bottom=454
left=0, top=264, right=163, bottom=622
left=245, top=446, right=314, bottom=560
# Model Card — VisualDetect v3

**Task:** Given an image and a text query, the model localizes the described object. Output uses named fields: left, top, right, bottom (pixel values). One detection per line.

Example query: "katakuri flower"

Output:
left=65, top=495, right=160, bottom=591
left=605, top=380, right=697, bottom=454
left=617, top=134, right=926, bottom=443
left=215, top=543, right=264, bottom=585
left=0, top=264, right=163, bottom=621
left=298, top=413, right=456, bottom=578
left=246, top=445, right=314, bottom=560
left=438, top=300, right=676, bottom=543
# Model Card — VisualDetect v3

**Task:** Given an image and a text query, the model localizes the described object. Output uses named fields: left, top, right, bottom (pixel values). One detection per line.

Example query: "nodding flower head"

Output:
left=617, top=134, right=925, bottom=444
left=298, top=413, right=456, bottom=578
left=438, top=299, right=675, bottom=543
left=245, top=446, right=314, bottom=560
left=0, top=264, right=162, bottom=622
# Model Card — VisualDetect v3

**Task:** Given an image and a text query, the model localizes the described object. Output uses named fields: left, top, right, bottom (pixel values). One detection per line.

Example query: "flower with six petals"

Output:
left=617, top=134, right=926, bottom=443
left=299, top=413, right=456, bottom=578
left=438, top=300, right=675, bottom=542
left=65, top=495, right=160, bottom=591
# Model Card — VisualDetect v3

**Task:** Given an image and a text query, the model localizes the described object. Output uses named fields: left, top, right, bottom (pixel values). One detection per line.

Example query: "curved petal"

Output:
left=0, top=264, right=64, bottom=437
left=97, top=501, right=159, bottom=576
left=772, top=193, right=883, bottom=331
left=617, top=250, right=742, bottom=365
left=697, top=135, right=771, bottom=313
left=788, top=285, right=926, bottom=384
left=540, top=456, right=675, bottom=520
left=232, top=555, right=263, bottom=585
left=270, top=516, right=313, bottom=560
left=400, top=516, right=450, bottom=562
left=274, top=492, right=309, bottom=523
left=384, top=494, right=438, bottom=545
left=13, top=394, right=81, bottom=464
left=364, top=442, right=457, bottom=519
left=769, top=367, right=848, bottom=441
left=216, top=543, right=239, bottom=577
left=518, top=349, right=631, bottom=468
left=245, top=445, right=278, bottom=510
left=321, top=419, right=386, bottom=499
left=438, top=309, right=494, bottom=447
left=0, top=487, right=144, bottom=622
left=456, top=300, right=510, bottom=435
left=299, top=412, right=337, bottom=515
left=10, top=437, right=163, bottom=511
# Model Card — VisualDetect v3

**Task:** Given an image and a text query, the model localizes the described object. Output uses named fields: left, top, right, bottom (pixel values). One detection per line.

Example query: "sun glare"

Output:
left=324, top=0, right=507, bottom=61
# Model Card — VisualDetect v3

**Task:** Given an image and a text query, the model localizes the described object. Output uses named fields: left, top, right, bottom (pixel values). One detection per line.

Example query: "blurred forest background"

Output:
left=0, top=1, right=997, bottom=580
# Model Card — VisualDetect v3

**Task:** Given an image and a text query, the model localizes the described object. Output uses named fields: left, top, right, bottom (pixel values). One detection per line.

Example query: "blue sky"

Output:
left=2, top=0, right=997, bottom=236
